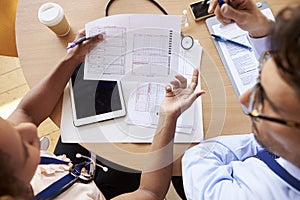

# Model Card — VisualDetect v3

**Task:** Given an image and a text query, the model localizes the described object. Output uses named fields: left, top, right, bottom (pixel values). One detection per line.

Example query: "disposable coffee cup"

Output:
left=38, top=3, right=70, bottom=36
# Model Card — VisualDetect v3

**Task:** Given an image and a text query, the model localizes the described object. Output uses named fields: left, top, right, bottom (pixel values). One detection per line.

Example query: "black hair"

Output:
left=270, top=4, right=300, bottom=99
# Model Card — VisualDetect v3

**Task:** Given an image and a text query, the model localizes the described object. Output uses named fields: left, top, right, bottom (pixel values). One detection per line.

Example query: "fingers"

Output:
left=215, top=4, right=233, bottom=25
left=208, top=0, right=230, bottom=13
left=221, top=3, right=243, bottom=22
left=73, top=30, right=104, bottom=47
left=170, top=68, right=199, bottom=90
left=85, top=34, right=104, bottom=46
left=208, top=0, right=217, bottom=13
left=175, top=74, right=187, bottom=88
left=170, top=79, right=180, bottom=89
left=165, top=68, right=205, bottom=110
left=188, top=69, right=205, bottom=97
left=72, top=32, right=104, bottom=55
left=75, top=29, right=86, bottom=40
left=195, top=90, right=206, bottom=98
left=66, top=30, right=104, bottom=63
left=189, top=68, right=199, bottom=90
left=165, top=84, right=173, bottom=96
left=208, top=0, right=220, bottom=13
left=170, top=74, right=187, bottom=90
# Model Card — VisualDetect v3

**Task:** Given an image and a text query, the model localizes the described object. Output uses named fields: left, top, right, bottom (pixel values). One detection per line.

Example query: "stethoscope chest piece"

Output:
left=181, top=35, right=194, bottom=50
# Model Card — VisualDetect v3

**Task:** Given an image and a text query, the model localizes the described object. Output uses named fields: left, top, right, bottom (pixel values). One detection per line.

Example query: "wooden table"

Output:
left=16, top=0, right=295, bottom=175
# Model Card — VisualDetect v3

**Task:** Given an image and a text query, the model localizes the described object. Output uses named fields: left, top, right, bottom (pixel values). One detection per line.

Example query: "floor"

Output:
left=0, top=55, right=60, bottom=152
left=0, top=55, right=181, bottom=199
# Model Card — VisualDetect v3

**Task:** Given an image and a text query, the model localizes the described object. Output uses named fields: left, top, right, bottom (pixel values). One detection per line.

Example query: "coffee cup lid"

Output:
left=38, top=3, right=64, bottom=26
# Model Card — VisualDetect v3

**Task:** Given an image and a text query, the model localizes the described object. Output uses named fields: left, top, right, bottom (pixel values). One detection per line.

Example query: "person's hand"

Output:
left=160, top=68, right=205, bottom=119
left=208, top=0, right=270, bottom=37
left=65, top=30, right=104, bottom=63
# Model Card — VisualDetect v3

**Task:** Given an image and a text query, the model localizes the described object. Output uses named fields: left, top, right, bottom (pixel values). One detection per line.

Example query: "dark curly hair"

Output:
left=270, top=4, right=300, bottom=99
left=0, top=149, right=31, bottom=200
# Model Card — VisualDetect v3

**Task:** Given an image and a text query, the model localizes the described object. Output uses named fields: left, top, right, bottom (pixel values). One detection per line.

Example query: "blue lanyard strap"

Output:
left=257, top=150, right=300, bottom=192
left=40, top=156, right=70, bottom=165
left=33, top=173, right=78, bottom=200
left=34, top=156, right=91, bottom=200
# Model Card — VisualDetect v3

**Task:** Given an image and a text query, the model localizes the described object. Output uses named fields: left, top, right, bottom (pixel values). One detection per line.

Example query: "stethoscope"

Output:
left=40, top=137, right=109, bottom=179
left=37, top=137, right=109, bottom=200
left=105, top=0, right=194, bottom=50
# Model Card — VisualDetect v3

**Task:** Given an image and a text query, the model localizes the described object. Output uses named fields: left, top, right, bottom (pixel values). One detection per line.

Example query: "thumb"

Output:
left=87, top=34, right=104, bottom=45
left=195, top=90, right=206, bottom=98
left=221, top=4, right=243, bottom=22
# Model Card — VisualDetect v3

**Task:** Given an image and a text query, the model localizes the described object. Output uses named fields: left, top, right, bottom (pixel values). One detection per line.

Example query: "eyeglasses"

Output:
left=246, top=51, right=300, bottom=129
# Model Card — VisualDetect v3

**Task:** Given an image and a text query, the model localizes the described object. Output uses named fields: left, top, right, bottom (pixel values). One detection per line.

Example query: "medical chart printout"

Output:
left=125, top=41, right=203, bottom=134
left=211, top=8, right=275, bottom=95
left=84, top=14, right=181, bottom=83
left=125, top=82, right=196, bottom=134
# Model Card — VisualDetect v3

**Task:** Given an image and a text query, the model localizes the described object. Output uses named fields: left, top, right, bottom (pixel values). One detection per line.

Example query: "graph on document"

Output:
left=85, top=26, right=174, bottom=80
left=131, top=30, right=173, bottom=77
left=126, top=82, right=165, bottom=126
left=86, top=26, right=127, bottom=76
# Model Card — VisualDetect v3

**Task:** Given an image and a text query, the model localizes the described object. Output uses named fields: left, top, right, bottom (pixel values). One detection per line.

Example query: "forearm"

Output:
left=9, top=55, right=80, bottom=125
left=114, top=113, right=177, bottom=200
left=138, top=113, right=177, bottom=199
left=114, top=68, right=202, bottom=200
left=7, top=31, right=104, bottom=126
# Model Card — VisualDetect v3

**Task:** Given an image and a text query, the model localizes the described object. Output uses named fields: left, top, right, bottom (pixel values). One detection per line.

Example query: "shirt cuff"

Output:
left=249, top=36, right=271, bottom=60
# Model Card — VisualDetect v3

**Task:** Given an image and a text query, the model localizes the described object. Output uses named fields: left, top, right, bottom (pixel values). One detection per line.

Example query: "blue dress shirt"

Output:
left=182, top=134, right=300, bottom=199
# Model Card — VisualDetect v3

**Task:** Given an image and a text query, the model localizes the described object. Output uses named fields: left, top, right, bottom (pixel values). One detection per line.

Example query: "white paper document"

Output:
left=211, top=8, right=275, bottom=95
left=60, top=40, right=203, bottom=143
left=125, top=41, right=203, bottom=134
left=84, top=14, right=181, bottom=83
left=125, top=82, right=196, bottom=134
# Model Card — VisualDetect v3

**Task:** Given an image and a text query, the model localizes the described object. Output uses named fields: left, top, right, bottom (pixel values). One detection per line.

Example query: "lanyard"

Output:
left=256, top=150, right=300, bottom=192
left=39, top=157, right=69, bottom=165
left=33, top=156, right=94, bottom=200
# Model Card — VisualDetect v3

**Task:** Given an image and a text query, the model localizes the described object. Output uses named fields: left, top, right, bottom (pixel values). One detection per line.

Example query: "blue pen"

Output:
left=67, top=36, right=88, bottom=50
left=211, top=34, right=252, bottom=51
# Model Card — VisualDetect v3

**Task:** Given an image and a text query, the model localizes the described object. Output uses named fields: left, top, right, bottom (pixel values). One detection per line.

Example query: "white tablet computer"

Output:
left=69, top=63, right=126, bottom=127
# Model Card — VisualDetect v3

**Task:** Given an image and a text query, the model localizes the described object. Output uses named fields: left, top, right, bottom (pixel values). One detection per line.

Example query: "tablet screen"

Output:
left=70, top=63, right=126, bottom=126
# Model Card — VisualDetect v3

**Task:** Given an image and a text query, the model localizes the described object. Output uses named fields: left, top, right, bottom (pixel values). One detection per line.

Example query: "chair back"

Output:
left=0, top=0, right=18, bottom=57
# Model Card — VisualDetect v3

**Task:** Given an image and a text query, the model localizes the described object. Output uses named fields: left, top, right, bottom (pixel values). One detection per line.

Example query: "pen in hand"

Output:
left=211, top=34, right=252, bottom=51
left=66, top=36, right=88, bottom=50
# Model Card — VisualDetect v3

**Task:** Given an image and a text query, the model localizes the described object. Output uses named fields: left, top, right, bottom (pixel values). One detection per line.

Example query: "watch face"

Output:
left=181, top=35, right=194, bottom=50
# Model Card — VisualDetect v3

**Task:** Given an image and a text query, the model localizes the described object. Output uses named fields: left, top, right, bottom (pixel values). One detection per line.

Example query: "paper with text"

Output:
left=211, top=8, right=275, bottom=95
left=84, top=14, right=181, bottom=83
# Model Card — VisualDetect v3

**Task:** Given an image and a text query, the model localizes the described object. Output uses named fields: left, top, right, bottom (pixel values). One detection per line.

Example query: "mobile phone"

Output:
left=189, top=0, right=214, bottom=21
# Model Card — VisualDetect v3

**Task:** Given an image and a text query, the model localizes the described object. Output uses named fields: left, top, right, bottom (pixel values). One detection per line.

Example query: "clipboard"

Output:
left=205, top=1, right=273, bottom=113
